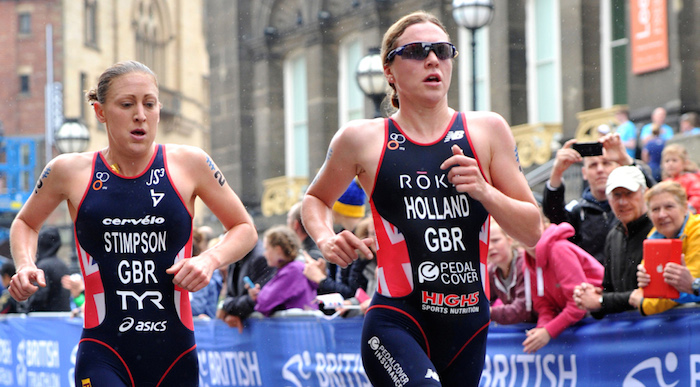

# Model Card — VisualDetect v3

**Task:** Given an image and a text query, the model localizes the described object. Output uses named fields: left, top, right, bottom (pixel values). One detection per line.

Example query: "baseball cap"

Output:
left=605, top=166, right=646, bottom=195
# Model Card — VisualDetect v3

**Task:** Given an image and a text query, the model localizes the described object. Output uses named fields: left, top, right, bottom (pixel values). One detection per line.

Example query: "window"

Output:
left=85, top=0, right=98, bottom=47
left=526, top=0, right=562, bottom=123
left=284, top=53, right=309, bottom=178
left=601, top=0, right=628, bottom=106
left=134, top=0, right=166, bottom=76
left=457, top=27, right=491, bottom=112
left=338, top=36, right=364, bottom=125
left=80, top=73, right=88, bottom=120
left=19, top=75, right=30, bottom=94
left=18, top=13, right=31, bottom=35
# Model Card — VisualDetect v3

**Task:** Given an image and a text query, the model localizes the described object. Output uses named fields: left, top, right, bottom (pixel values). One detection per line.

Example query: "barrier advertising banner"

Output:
left=0, top=307, right=698, bottom=386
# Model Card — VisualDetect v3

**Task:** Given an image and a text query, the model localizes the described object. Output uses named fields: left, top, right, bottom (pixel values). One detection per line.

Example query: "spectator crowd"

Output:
left=3, top=106, right=700, bottom=356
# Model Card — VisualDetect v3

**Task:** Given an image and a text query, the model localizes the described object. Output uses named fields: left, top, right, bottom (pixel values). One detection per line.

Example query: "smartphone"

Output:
left=572, top=142, right=604, bottom=157
left=643, top=239, right=682, bottom=299
left=243, top=276, right=255, bottom=288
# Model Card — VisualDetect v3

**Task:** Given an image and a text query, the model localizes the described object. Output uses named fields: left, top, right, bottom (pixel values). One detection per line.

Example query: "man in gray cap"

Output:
left=574, top=165, right=654, bottom=318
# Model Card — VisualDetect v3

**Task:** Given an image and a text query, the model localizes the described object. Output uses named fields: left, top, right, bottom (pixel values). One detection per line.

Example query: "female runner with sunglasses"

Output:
left=302, top=11, right=541, bottom=386
left=9, top=61, right=257, bottom=386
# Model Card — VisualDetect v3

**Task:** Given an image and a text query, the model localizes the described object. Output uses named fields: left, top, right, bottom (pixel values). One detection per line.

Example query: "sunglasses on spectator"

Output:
left=386, top=42, right=458, bottom=62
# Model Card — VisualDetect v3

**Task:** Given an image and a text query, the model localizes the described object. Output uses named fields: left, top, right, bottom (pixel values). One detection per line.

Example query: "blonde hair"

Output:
left=381, top=11, right=450, bottom=109
left=662, top=143, right=699, bottom=174
left=263, top=225, right=301, bottom=261
left=644, top=181, right=688, bottom=210
left=86, top=60, right=158, bottom=105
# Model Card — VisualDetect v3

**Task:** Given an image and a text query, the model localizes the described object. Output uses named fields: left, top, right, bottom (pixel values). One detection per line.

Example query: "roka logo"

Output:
left=418, top=261, right=440, bottom=283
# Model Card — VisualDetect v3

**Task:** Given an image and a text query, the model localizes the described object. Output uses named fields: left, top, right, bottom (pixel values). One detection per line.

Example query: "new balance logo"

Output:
left=444, top=130, right=464, bottom=142
left=425, top=368, right=440, bottom=382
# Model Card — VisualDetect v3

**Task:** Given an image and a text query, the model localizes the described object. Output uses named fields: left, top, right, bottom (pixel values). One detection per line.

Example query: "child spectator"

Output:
left=661, top=144, right=700, bottom=213
left=488, top=220, right=536, bottom=325
left=522, top=215, right=604, bottom=353
left=253, top=226, right=318, bottom=316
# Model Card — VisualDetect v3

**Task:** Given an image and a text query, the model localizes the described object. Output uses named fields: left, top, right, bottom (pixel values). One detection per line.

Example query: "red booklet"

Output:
left=643, top=239, right=682, bottom=299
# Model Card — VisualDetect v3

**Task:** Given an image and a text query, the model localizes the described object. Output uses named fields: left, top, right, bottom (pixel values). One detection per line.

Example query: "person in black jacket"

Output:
left=573, top=166, right=654, bottom=317
left=216, top=240, right=275, bottom=332
left=543, top=133, right=653, bottom=263
left=27, top=226, right=70, bottom=312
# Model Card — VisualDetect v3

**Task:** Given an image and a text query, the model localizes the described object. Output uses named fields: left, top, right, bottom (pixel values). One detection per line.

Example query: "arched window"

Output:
left=133, top=0, right=168, bottom=76
left=85, top=0, right=98, bottom=47
left=601, top=0, right=628, bottom=107
left=457, top=27, right=491, bottom=112
left=526, top=0, right=562, bottom=123
left=338, top=35, right=364, bottom=125
left=284, top=52, right=309, bottom=178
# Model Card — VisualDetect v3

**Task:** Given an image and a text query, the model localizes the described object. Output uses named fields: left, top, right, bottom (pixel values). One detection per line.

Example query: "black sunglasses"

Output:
left=386, top=42, right=458, bottom=62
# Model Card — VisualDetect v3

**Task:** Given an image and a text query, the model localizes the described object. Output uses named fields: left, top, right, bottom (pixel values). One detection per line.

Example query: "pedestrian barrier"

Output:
left=0, top=306, right=698, bottom=386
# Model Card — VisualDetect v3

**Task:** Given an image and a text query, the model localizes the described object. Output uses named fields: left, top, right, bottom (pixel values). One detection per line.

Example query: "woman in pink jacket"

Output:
left=522, top=220, right=604, bottom=353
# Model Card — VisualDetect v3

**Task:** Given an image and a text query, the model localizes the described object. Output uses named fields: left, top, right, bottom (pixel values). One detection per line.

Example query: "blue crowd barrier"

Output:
left=0, top=306, right=698, bottom=386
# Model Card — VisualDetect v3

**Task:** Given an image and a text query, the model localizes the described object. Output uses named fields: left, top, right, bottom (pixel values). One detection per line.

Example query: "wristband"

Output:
left=74, top=293, right=85, bottom=308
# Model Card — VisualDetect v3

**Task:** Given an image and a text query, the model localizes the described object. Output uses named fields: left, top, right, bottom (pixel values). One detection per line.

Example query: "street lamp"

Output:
left=356, top=47, right=386, bottom=118
left=452, top=0, right=495, bottom=111
left=54, top=119, right=90, bottom=153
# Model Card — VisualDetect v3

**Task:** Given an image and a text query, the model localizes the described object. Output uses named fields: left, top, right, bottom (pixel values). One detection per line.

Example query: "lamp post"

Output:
left=54, top=119, right=90, bottom=154
left=356, top=47, right=386, bottom=118
left=452, top=0, right=495, bottom=111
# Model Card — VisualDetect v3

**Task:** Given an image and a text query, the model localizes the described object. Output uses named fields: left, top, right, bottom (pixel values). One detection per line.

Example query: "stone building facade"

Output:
left=205, top=0, right=700, bottom=228
left=0, top=0, right=210, bottom=164
left=0, top=0, right=63, bottom=138
left=0, top=0, right=211, bottom=254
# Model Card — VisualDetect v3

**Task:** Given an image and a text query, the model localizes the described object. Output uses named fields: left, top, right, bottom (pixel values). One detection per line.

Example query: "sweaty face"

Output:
left=95, top=72, right=160, bottom=153
left=608, top=187, right=646, bottom=225
left=384, top=22, right=453, bottom=107
left=647, top=192, right=686, bottom=239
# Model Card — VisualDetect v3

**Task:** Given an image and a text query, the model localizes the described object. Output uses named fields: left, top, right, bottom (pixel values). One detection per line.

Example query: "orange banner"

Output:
left=630, top=0, right=669, bottom=74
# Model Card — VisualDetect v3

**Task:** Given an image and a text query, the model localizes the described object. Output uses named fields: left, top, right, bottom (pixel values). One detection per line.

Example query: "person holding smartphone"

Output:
left=542, top=133, right=648, bottom=263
